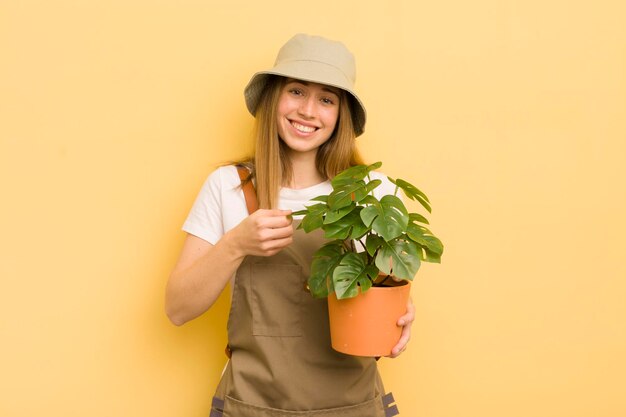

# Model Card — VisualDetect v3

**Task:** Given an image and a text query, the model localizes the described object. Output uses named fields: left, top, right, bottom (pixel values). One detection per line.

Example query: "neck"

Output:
left=286, top=150, right=324, bottom=189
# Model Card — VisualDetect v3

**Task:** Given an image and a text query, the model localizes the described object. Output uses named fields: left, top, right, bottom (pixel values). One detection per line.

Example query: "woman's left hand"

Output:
left=387, top=297, right=415, bottom=358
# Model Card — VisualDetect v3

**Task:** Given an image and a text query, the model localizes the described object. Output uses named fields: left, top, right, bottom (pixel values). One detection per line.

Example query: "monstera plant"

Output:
left=294, top=162, right=444, bottom=300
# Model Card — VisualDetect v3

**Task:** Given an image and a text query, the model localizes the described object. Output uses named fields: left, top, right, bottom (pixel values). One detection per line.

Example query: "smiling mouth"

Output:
left=290, top=121, right=317, bottom=133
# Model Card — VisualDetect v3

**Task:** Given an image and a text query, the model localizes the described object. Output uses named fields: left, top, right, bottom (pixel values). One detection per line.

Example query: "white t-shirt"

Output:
left=182, top=165, right=398, bottom=244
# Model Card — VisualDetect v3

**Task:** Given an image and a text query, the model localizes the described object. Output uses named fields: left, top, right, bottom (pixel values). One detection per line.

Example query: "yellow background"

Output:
left=2, top=1, right=625, bottom=416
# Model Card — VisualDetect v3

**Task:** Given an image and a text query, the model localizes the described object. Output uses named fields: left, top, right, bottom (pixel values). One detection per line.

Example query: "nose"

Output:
left=298, top=96, right=315, bottom=119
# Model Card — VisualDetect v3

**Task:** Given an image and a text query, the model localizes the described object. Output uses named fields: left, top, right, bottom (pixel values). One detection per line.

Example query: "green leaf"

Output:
left=367, top=161, right=383, bottom=170
left=361, top=195, right=379, bottom=206
left=390, top=177, right=432, bottom=213
left=332, top=252, right=379, bottom=299
left=327, top=181, right=368, bottom=210
left=409, top=212, right=429, bottom=225
left=331, top=165, right=368, bottom=188
left=363, top=179, right=382, bottom=196
left=359, top=195, right=409, bottom=241
left=323, top=224, right=350, bottom=240
left=348, top=212, right=369, bottom=240
left=407, top=222, right=434, bottom=236
left=331, top=162, right=382, bottom=187
left=311, top=195, right=328, bottom=203
left=375, top=239, right=421, bottom=280
left=308, top=240, right=345, bottom=298
left=357, top=267, right=376, bottom=293
left=298, top=203, right=328, bottom=232
left=313, top=240, right=346, bottom=258
left=365, top=234, right=384, bottom=257
left=360, top=203, right=378, bottom=227
left=422, top=247, right=442, bottom=263
left=407, top=223, right=444, bottom=256
left=324, top=202, right=356, bottom=224
left=420, top=236, right=444, bottom=256
left=322, top=207, right=367, bottom=240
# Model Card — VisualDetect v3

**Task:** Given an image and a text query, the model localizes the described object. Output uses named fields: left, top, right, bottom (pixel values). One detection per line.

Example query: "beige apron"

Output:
left=210, top=169, right=400, bottom=417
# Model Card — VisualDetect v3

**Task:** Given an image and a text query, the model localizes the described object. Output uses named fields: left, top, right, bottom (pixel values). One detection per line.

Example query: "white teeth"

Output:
left=291, top=121, right=316, bottom=133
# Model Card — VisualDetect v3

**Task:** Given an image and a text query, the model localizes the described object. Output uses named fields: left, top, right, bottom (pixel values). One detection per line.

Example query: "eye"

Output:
left=321, top=97, right=336, bottom=105
left=289, top=88, right=304, bottom=96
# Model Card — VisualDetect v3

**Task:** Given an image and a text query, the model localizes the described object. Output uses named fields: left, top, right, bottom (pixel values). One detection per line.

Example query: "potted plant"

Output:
left=293, top=161, right=443, bottom=356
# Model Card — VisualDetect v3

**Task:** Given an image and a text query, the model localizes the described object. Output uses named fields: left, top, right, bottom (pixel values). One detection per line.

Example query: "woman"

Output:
left=166, top=34, right=412, bottom=417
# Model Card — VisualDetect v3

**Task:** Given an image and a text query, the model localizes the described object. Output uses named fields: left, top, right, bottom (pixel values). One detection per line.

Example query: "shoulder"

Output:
left=182, top=165, right=247, bottom=244
left=191, top=165, right=244, bottom=211
left=205, top=165, right=240, bottom=188
left=195, top=165, right=243, bottom=198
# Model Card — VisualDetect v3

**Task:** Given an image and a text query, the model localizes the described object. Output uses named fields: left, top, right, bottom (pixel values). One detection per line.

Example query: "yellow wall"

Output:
left=2, top=1, right=625, bottom=416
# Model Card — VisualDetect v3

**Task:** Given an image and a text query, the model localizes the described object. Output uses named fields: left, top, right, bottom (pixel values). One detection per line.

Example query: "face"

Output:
left=276, top=79, right=340, bottom=158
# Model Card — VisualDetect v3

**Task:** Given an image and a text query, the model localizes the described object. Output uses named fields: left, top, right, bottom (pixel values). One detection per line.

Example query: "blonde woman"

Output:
left=166, top=34, right=413, bottom=417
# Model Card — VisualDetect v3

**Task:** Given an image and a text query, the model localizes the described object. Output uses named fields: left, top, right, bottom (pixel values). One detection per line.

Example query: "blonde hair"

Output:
left=238, top=75, right=364, bottom=209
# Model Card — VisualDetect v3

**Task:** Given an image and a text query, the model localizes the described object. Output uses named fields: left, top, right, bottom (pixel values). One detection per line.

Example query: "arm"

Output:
left=165, top=209, right=294, bottom=326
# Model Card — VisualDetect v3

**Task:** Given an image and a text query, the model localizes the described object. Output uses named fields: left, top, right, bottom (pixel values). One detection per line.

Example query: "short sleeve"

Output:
left=182, top=168, right=226, bottom=245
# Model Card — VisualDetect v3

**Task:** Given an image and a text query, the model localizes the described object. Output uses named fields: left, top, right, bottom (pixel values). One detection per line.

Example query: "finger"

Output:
left=262, top=209, right=293, bottom=219
left=388, top=347, right=404, bottom=359
left=397, top=304, right=415, bottom=326
left=260, top=236, right=294, bottom=254
left=397, top=313, right=413, bottom=327
left=263, top=224, right=295, bottom=240
left=257, top=213, right=294, bottom=229
left=389, top=327, right=411, bottom=357
left=248, top=224, right=293, bottom=250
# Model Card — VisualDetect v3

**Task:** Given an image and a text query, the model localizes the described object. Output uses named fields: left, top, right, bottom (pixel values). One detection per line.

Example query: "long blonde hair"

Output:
left=238, top=75, right=364, bottom=209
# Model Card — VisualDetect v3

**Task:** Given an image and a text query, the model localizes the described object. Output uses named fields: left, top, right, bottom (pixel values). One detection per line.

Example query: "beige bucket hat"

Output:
left=244, top=34, right=366, bottom=137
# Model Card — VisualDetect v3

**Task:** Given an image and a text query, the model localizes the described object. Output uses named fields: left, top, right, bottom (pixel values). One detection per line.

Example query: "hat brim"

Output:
left=244, top=60, right=366, bottom=137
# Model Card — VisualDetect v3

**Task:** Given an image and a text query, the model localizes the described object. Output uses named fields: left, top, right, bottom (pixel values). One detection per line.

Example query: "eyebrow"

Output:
left=286, top=79, right=341, bottom=97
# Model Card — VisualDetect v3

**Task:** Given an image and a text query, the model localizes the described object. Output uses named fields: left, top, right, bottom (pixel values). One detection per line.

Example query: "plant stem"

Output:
left=357, top=238, right=371, bottom=263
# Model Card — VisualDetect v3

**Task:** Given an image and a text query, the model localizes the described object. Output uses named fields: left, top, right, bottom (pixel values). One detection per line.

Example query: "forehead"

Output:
left=284, top=78, right=341, bottom=96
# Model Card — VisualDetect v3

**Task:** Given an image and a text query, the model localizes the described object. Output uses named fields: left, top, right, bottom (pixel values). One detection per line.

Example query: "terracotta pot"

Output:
left=327, top=280, right=411, bottom=357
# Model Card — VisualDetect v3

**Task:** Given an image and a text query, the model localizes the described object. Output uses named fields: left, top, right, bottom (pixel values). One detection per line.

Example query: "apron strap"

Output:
left=224, top=166, right=257, bottom=360
left=237, top=166, right=259, bottom=214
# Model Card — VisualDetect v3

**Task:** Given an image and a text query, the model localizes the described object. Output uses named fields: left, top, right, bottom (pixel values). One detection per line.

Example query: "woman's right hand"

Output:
left=166, top=209, right=294, bottom=325
left=228, top=209, right=294, bottom=258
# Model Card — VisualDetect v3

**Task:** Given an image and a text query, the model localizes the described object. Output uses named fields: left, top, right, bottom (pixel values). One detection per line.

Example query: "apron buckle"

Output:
left=382, top=392, right=399, bottom=417
left=210, top=396, right=224, bottom=417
